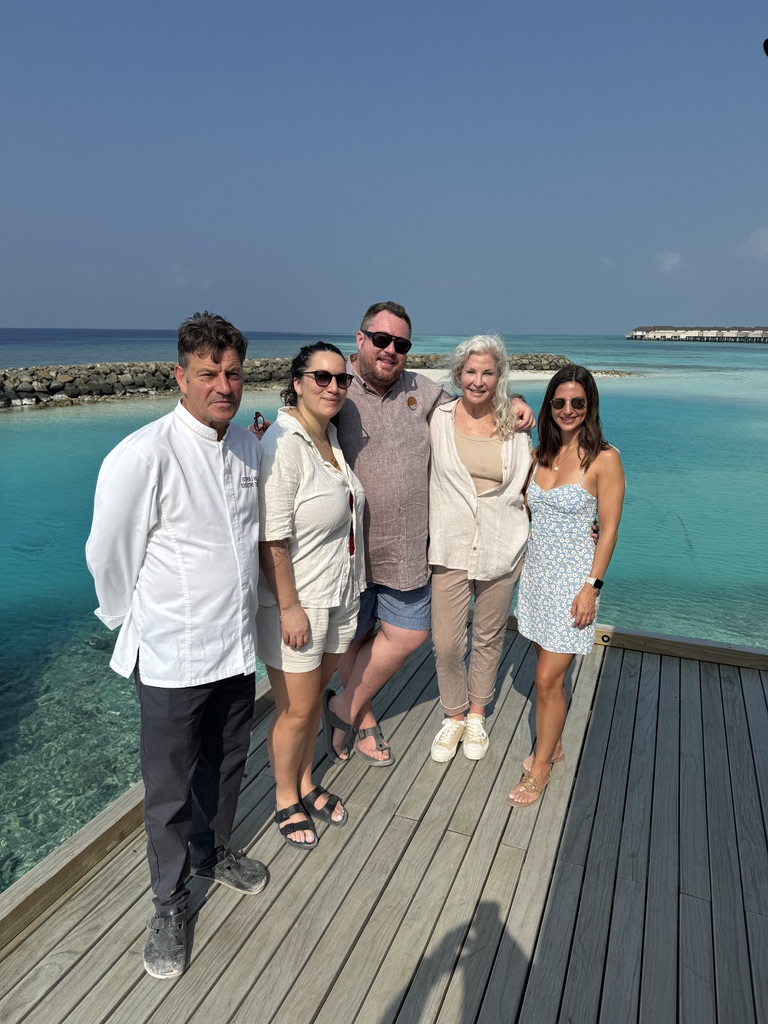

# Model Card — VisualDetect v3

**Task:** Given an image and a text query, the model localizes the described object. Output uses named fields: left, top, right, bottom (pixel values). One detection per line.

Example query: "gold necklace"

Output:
left=553, top=442, right=580, bottom=472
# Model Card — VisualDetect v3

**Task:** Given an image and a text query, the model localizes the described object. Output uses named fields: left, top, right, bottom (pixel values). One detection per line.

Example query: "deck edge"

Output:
left=0, top=678, right=276, bottom=952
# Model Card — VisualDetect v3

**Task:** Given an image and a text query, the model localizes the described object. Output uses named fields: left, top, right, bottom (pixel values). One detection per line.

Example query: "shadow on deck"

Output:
left=1, top=626, right=767, bottom=1023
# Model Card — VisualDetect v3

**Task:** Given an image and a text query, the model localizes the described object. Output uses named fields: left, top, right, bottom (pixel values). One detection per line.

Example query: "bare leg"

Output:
left=297, top=653, right=345, bottom=823
left=331, top=622, right=428, bottom=761
left=508, top=649, right=573, bottom=806
left=267, top=663, right=323, bottom=844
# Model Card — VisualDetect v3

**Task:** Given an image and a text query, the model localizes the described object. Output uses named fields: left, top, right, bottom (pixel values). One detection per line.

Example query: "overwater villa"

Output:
left=626, top=326, right=768, bottom=342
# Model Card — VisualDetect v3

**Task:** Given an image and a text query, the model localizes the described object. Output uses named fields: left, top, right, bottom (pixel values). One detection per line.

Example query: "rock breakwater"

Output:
left=0, top=353, right=573, bottom=410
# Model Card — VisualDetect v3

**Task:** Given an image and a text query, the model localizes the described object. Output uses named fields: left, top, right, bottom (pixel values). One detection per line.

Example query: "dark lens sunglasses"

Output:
left=362, top=330, right=412, bottom=355
left=550, top=397, right=587, bottom=410
left=298, top=370, right=355, bottom=389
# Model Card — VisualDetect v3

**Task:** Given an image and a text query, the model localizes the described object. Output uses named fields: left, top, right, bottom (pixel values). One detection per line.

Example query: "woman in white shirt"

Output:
left=257, top=343, right=366, bottom=850
left=428, top=335, right=532, bottom=763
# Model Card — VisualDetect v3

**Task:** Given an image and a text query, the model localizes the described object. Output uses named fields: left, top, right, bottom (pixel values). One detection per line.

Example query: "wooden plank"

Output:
left=700, top=661, right=756, bottom=1024
left=480, top=649, right=603, bottom=1024
left=305, top=736, right=479, bottom=1024
left=230, top=815, right=418, bottom=1023
left=638, top=655, right=680, bottom=1024
left=746, top=910, right=768, bottom=1024
left=558, top=648, right=638, bottom=1024
left=395, top=703, right=546, bottom=1024
left=0, top=831, right=146, bottom=998
left=0, top=860, right=150, bottom=1024
left=679, top=658, right=710, bottom=900
left=435, top=844, right=524, bottom=1024
left=741, top=668, right=768, bottom=854
left=720, top=665, right=768, bottom=916
left=558, top=646, right=625, bottom=867
left=349, top=831, right=471, bottom=1024
left=511, top=860, right=583, bottom=1024
left=273, top=814, right=444, bottom=1024
left=616, top=649, right=655, bottom=883
left=592, top=624, right=768, bottom=669
left=599, top=876, right=645, bottom=1022
left=679, top=893, right=716, bottom=1024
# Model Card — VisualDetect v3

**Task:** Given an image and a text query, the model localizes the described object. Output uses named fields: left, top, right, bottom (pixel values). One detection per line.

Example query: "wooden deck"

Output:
left=1, top=625, right=767, bottom=1023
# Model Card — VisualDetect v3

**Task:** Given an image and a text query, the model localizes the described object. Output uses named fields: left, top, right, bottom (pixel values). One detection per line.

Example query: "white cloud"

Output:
left=655, top=251, right=682, bottom=274
left=735, top=225, right=768, bottom=262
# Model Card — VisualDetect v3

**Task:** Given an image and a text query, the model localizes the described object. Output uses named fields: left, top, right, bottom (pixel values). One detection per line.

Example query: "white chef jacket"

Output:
left=85, top=401, right=261, bottom=687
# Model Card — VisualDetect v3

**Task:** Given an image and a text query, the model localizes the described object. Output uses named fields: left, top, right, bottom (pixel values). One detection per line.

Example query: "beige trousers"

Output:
left=430, top=565, right=521, bottom=716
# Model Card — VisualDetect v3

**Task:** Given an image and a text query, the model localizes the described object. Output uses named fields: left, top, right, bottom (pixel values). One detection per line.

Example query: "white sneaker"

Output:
left=463, top=714, right=489, bottom=760
left=431, top=718, right=466, bottom=762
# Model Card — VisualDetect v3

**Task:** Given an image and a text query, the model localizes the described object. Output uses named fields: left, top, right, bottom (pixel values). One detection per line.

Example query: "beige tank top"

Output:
left=454, top=426, right=503, bottom=494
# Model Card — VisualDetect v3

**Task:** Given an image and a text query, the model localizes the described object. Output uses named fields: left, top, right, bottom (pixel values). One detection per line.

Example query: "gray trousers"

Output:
left=135, top=668, right=256, bottom=914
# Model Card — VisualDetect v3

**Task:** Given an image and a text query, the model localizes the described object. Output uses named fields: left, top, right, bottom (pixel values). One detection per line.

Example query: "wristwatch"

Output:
left=586, top=576, right=604, bottom=590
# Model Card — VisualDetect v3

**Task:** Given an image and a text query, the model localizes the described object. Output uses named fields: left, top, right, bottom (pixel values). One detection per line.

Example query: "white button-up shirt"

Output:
left=85, top=401, right=261, bottom=687
left=258, top=409, right=366, bottom=608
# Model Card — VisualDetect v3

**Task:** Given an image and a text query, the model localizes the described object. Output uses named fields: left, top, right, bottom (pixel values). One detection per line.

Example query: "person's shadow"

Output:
left=377, top=898, right=527, bottom=1023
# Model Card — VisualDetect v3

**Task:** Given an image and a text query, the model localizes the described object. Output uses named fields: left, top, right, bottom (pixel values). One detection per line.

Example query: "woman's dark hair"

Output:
left=281, top=342, right=347, bottom=407
left=536, top=364, right=608, bottom=470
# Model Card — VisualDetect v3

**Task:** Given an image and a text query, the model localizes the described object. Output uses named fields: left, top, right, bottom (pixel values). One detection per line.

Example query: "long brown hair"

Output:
left=537, top=364, right=608, bottom=470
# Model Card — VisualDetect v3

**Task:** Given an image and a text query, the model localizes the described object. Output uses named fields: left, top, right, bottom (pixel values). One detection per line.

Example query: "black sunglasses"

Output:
left=298, top=370, right=355, bottom=389
left=550, top=397, right=587, bottom=410
left=362, top=330, right=412, bottom=355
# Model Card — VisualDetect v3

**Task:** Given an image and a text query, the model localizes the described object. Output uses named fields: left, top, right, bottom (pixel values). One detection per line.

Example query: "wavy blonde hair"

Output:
left=448, top=334, right=516, bottom=439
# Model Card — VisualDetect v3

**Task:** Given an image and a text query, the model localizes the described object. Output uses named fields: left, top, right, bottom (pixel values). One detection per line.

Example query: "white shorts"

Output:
left=256, top=583, right=360, bottom=673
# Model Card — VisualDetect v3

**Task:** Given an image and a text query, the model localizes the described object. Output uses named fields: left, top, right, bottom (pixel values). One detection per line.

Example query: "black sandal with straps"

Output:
left=301, top=784, right=348, bottom=827
left=274, top=803, right=318, bottom=850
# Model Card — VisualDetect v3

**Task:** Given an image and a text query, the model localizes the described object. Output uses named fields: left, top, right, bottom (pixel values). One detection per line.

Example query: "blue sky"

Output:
left=2, top=0, right=767, bottom=334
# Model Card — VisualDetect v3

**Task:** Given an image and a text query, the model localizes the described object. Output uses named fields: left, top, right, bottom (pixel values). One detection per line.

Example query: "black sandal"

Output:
left=301, top=784, right=348, bottom=827
left=274, top=803, right=318, bottom=850
left=321, top=689, right=357, bottom=764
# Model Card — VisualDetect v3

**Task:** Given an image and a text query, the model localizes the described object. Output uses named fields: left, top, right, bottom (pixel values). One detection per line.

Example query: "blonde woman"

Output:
left=428, top=335, right=532, bottom=762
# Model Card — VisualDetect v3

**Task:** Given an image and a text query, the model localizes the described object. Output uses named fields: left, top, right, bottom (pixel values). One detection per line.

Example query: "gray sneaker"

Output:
left=143, top=909, right=187, bottom=979
left=193, top=849, right=268, bottom=894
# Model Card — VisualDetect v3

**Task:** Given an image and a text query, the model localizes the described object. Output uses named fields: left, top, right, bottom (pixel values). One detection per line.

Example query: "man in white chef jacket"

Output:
left=86, top=311, right=266, bottom=979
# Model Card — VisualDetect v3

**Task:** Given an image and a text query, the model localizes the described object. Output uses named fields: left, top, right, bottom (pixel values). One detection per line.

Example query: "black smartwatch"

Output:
left=586, top=576, right=604, bottom=590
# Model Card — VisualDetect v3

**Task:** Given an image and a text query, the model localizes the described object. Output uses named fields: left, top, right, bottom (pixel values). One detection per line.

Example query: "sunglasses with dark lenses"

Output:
left=298, top=370, right=355, bottom=389
left=550, top=397, right=587, bottom=410
left=362, top=330, right=412, bottom=355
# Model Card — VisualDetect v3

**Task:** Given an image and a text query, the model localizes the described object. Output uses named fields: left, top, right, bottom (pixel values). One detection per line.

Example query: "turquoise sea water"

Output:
left=1, top=329, right=767, bottom=891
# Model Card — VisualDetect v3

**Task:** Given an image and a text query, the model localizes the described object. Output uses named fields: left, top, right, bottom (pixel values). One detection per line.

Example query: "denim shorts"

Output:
left=354, top=581, right=432, bottom=640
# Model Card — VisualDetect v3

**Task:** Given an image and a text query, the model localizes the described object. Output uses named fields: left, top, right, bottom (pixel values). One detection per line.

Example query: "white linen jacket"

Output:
left=428, top=398, right=532, bottom=581
left=86, top=402, right=261, bottom=687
